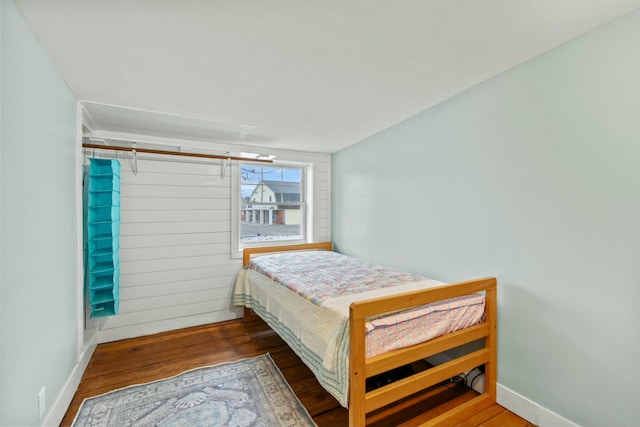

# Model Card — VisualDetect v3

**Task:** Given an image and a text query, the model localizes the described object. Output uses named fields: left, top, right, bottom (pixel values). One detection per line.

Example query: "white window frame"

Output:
left=231, top=160, right=312, bottom=259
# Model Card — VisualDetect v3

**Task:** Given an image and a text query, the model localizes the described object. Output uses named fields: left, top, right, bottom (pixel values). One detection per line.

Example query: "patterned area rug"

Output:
left=72, top=354, right=317, bottom=427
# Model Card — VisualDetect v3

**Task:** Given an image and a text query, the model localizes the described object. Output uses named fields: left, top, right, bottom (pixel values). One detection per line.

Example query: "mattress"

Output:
left=234, top=250, right=485, bottom=406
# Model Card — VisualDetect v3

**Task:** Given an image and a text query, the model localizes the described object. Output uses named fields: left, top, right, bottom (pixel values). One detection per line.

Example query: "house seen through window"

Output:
left=240, top=164, right=305, bottom=243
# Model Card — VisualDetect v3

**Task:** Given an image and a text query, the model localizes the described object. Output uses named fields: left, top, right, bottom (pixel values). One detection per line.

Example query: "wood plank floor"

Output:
left=61, top=319, right=535, bottom=427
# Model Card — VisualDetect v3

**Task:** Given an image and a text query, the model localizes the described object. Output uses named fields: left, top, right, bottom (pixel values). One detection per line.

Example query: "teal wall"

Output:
left=1, top=0, right=79, bottom=425
left=333, top=10, right=640, bottom=427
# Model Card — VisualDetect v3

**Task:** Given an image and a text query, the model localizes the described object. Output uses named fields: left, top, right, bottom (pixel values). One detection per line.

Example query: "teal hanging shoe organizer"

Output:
left=85, top=159, right=121, bottom=317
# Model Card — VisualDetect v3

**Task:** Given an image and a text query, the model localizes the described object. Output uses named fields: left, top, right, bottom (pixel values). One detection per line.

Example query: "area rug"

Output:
left=72, top=354, right=317, bottom=427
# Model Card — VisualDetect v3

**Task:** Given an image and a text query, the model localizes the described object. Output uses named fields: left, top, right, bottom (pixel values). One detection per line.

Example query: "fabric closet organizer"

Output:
left=85, top=158, right=121, bottom=317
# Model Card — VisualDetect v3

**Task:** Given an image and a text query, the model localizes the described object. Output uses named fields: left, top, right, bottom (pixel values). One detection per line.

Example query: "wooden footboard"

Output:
left=241, top=243, right=497, bottom=427
left=349, top=276, right=497, bottom=426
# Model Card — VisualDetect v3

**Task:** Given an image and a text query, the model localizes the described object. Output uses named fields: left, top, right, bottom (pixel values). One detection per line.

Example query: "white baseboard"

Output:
left=96, top=311, right=241, bottom=343
left=497, top=384, right=581, bottom=427
left=42, top=339, right=97, bottom=427
left=427, top=354, right=580, bottom=427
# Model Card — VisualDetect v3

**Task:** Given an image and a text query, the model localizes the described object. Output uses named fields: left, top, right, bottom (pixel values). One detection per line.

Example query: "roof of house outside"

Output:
left=260, top=180, right=301, bottom=196
left=247, top=180, right=301, bottom=204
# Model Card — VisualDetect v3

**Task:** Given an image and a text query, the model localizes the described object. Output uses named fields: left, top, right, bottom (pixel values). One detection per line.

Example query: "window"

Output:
left=237, top=163, right=306, bottom=246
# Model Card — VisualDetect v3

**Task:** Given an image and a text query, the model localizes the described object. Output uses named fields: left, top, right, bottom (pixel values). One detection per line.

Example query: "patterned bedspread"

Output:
left=234, top=250, right=485, bottom=407
left=247, top=250, right=426, bottom=303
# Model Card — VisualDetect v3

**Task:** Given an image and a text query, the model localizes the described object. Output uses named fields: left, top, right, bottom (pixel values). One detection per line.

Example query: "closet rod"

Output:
left=82, top=143, right=274, bottom=163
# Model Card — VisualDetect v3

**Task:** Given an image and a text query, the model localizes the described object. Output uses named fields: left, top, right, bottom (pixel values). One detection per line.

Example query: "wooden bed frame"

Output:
left=241, top=242, right=497, bottom=427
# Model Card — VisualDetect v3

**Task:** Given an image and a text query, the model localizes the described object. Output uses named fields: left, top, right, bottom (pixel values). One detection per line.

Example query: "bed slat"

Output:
left=364, top=348, right=491, bottom=412
left=366, top=322, right=490, bottom=377
left=350, top=277, right=496, bottom=318
left=418, top=393, right=494, bottom=427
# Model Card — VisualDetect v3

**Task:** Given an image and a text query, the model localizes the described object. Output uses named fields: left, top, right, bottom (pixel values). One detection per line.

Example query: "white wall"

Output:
left=92, top=147, right=330, bottom=342
left=0, top=0, right=80, bottom=425
left=332, top=9, right=640, bottom=427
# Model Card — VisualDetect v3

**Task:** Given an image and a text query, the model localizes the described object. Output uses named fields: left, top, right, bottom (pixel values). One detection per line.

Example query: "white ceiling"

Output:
left=15, top=1, right=640, bottom=153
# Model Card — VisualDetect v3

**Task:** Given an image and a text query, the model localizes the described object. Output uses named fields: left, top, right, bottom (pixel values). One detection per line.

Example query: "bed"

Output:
left=234, top=242, right=497, bottom=426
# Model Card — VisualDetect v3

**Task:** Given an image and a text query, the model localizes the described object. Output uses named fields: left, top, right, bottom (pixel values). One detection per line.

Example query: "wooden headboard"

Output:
left=242, top=242, right=333, bottom=267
